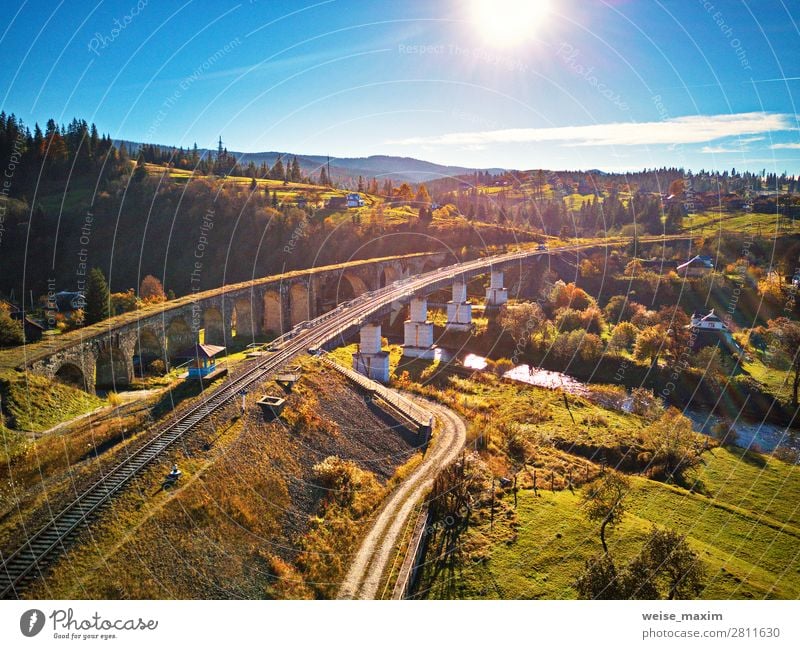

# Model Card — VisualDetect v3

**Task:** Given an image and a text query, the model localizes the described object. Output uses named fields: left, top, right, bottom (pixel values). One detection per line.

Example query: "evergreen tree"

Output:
left=133, top=153, right=147, bottom=182
left=85, top=268, right=110, bottom=325
left=271, top=155, right=285, bottom=180
left=290, top=156, right=302, bottom=182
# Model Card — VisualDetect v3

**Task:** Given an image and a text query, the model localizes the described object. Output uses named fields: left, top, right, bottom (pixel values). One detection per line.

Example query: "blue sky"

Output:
left=2, top=0, right=799, bottom=173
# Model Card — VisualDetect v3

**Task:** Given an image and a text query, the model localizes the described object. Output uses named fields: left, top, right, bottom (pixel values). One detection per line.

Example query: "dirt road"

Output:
left=337, top=398, right=466, bottom=599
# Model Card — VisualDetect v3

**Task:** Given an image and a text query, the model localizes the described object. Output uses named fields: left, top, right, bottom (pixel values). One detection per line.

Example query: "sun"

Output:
left=470, top=0, right=551, bottom=47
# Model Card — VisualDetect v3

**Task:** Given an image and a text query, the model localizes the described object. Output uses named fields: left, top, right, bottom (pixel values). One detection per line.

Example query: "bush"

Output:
left=555, top=307, right=584, bottom=332
left=609, top=322, right=638, bottom=352
left=0, top=311, right=24, bottom=347
left=148, top=359, right=166, bottom=376
left=549, top=281, right=594, bottom=311
left=581, top=305, right=605, bottom=334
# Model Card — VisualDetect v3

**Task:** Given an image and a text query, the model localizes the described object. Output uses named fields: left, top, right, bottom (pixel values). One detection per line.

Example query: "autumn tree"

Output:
left=581, top=470, right=630, bottom=553
left=396, top=182, right=414, bottom=203
left=499, top=302, right=545, bottom=344
left=609, top=322, right=638, bottom=353
left=549, top=280, right=594, bottom=311
left=0, top=310, right=24, bottom=347
left=84, top=268, right=110, bottom=325
left=574, top=553, right=625, bottom=600
left=604, top=295, right=638, bottom=323
left=628, top=527, right=706, bottom=600
left=415, top=184, right=431, bottom=205
left=766, top=317, right=800, bottom=406
left=633, top=325, right=666, bottom=366
left=139, top=275, right=167, bottom=303
left=110, top=289, right=139, bottom=315
left=639, top=407, right=703, bottom=481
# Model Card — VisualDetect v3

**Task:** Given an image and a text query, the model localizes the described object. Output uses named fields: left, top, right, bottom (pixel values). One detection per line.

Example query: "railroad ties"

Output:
left=0, top=349, right=286, bottom=599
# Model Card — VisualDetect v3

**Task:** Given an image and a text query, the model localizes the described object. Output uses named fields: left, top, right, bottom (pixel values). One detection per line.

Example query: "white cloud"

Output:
left=388, top=113, right=793, bottom=148
left=701, top=146, right=742, bottom=154
left=770, top=142, right=800, bottom=150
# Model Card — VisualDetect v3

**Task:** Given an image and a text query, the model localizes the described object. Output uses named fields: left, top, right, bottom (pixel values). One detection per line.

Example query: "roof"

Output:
left=181, top=343, right=226, bottom=358
left=24, top=316, right=46, bottom=330
left=677, top=255, right=713, bottom=271
left=53, top=291, right=86, bottom=311
left=699, top=309, right=721, bottom=322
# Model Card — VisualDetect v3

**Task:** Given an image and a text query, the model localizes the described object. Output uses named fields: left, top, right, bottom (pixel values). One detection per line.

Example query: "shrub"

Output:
left=638, top=407, right=704, bottom=480
left=581, top=305, right=605, bottom=334
left=549, top=281, right=594, bottom=311
left=148, top=359, right=166, bottom=375
left=609, top=322, right=638, bottom=352
left=555, top=307, right=584, bottom=332
left=0, top=311, right=24, bottom=347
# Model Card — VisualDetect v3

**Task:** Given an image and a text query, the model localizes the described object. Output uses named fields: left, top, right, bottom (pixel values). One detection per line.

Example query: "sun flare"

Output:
left=470, top=0, right=551, bottom=46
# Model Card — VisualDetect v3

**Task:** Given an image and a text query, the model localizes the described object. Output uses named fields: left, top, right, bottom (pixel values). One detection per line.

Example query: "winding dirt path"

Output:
left=337, top=398, right=466, bottom=599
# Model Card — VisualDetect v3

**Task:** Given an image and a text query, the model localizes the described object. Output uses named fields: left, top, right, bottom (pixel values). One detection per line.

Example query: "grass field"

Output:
left=419, top=445, right=800, bottom=600
left=391, top=357, right=800, bottom=600
left=682, top=210, right=800, bottom=236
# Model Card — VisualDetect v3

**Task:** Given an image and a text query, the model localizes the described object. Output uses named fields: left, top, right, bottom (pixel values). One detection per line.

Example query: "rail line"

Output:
left=0, top=235, right=688, bottom=598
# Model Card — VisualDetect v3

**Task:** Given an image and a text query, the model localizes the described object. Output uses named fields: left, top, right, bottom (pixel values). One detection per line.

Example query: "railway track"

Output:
left=0, top=235, right=688, bottom=598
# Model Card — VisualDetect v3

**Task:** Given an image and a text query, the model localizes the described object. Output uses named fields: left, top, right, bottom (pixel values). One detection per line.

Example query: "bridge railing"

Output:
left=317, top=352, right=432, bottom=434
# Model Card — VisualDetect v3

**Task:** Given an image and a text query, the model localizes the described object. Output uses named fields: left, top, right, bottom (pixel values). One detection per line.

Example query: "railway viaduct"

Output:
left=12, top=252, right=451, bottom=393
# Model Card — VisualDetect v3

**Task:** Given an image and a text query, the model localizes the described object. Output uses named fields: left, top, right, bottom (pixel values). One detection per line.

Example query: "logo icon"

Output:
left=20, top=609, right=45, bottom=637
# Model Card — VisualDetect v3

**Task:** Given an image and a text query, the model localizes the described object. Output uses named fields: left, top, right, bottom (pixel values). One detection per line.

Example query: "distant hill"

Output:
left=116, top=140, right=503, bottom=184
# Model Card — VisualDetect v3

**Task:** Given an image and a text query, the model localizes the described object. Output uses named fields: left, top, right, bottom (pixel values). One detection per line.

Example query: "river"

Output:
left=461, top=354, right=799, bottom=454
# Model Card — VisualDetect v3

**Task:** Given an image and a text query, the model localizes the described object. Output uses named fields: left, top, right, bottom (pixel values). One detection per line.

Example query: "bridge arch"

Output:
left=54, top=362, right=86, bottom=390
left=262, top=290, right=283, bottom=335
left=134, top=328, right=164, bottom=376
left=289, top=283, right=310, bottom=326
left=421, top=258, right=438, bottom=274
left=379, top=263, right=402, bottom=288
left=167, top=317, right=194, bottom=360
left=231, top=297, right=257, bottom=340
left=96, top=345, right=132, bottom=389
left=203, top=307, right=225, bottom=344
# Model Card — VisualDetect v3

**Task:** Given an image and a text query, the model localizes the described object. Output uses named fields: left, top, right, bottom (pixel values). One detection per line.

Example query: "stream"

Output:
left=461, top=354, right=799, bottom=453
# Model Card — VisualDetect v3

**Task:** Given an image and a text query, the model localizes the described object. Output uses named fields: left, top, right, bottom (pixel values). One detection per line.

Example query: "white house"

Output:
left=690, top=309, right=728, bottom=331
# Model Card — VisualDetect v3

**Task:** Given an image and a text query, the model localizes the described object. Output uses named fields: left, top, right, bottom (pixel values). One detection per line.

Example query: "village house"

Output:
left=690, top=309, right=727, bottom=331
left=346, top=192, right=364, bottom=208
left=677, top=255, right=714, bottom=277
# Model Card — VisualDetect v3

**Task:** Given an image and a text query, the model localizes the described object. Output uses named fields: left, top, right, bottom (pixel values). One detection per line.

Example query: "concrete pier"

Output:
left=402, top=297, right=437, bottom=359
left=446, top=281, right=472, bottom=332
left=352, top=323, right=390, bottom=383
left=485, top=270, right=508, bottom=307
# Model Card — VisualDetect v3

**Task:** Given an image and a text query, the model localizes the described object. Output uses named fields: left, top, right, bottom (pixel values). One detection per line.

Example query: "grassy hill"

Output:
left=376, top=354, right=800, bottom=600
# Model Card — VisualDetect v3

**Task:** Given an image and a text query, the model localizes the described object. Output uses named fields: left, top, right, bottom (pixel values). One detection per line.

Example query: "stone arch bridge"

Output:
left=13, top=252, right=448, bottom=393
